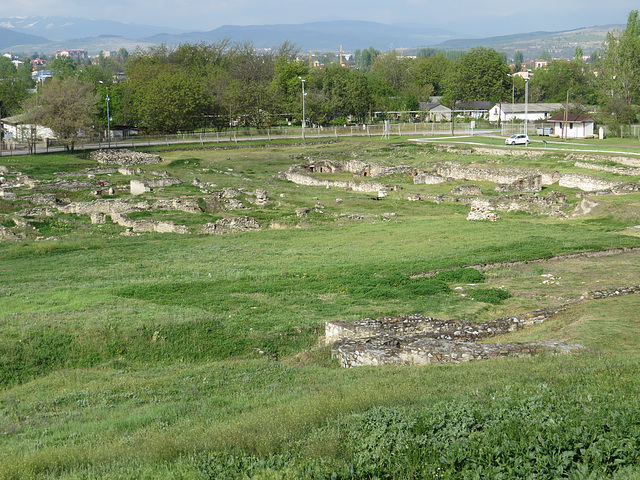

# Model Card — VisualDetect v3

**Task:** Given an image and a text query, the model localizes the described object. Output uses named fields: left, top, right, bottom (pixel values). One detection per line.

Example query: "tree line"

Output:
left=4, top=10, right=640, bottom=150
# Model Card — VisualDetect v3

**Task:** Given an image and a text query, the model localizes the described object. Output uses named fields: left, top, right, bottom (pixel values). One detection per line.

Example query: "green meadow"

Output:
left=1, top=138, right=640, bottom=479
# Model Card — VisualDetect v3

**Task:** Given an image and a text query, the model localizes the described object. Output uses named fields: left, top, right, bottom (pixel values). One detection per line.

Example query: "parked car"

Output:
left=505, top=134, right=529, bottom=145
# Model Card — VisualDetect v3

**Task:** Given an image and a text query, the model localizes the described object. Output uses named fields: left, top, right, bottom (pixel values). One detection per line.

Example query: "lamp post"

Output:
left=299, top=76, right=306, bottom=140
left=524, top=76, right=529, bottom=141
left=99, top=81, right=111, bottom=148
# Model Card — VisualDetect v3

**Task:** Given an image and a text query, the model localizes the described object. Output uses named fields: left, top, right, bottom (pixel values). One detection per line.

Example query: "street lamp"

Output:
left=99, top=81, right=111, bottom=148
left=524, top=76, right=529, bottom=141
left=298, top=76, right=306, bottom=140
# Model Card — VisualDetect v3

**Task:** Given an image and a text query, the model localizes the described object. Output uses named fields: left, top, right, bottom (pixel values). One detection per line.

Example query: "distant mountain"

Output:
left=143, top=20, right=457, bottom=51
left=0, top=26, right=49, bottom=51
left=0, top=16, right=625, bottom=61
left=433, top=25, right=623, bottom=59
left=0, top=16, right=188, bottom=42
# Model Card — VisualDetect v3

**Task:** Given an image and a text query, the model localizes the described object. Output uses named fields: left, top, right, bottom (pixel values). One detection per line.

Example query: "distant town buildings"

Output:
left=55, top=50, right=88, bottom=60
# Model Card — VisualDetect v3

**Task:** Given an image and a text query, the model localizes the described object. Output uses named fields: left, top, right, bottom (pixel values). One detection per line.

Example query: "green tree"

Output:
left=320, top=65, right=372, bottom=123
left=125, top=42, right=230, bottom=133
left=354, top=47, right=380, bottom=71
left=0, top=57, right=31, bottom=116
left=371, top=51, right=408, bottom=93
left=513, top=51, right=524, bottom=72
left=529, top=60, right=596, bottom=103
left=24, top=76, right=98, bottom=151
left=272, top=58, right=309, bottom=125
left=49, top=55, right=78, bottom=77
left=443, top=47, right=510, bottom=105
left=598, top=9, right=640, bottom=121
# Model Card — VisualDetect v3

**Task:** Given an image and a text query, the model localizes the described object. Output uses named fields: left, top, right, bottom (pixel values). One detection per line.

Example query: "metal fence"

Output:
left=0, top=121, right=481, bottom=155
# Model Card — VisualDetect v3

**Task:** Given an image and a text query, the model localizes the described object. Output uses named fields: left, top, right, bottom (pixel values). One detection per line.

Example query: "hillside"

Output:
left=0, top=26, right=49, bottom=51
left=0, top=15, right=624, bottom=59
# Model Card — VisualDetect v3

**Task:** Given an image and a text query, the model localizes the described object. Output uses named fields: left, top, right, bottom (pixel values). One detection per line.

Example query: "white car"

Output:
left=505, top=134, right=529, bottom=145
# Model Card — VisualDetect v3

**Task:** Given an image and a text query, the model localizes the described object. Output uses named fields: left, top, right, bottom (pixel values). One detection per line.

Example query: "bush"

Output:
left=434, top=268, right=486, bottom=284
left=467, top=287, right=512, bottom=304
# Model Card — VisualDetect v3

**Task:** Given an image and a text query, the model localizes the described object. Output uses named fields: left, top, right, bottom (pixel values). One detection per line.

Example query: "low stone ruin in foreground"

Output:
left=326, top=310, right=592, bottom=368
left=328, top=284, right=640, bottom=367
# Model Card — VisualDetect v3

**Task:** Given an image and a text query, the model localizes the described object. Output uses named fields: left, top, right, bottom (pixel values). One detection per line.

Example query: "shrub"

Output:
left=434, top=268, right=486, bottom=284
left=467, top=287, right=512, bottom=304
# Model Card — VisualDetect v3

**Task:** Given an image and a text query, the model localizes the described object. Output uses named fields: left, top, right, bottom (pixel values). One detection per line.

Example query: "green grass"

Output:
left=1, top=138, right=640, bottom=478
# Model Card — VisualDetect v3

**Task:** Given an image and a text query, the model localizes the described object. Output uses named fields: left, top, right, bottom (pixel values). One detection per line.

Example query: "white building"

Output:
left=489, top=103, right=565, bottom=123
left=547, top=113, right=597, bottom=139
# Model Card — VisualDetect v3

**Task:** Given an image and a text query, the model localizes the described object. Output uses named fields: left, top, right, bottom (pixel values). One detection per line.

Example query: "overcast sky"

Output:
left=10, top=1, right=636, bottom=36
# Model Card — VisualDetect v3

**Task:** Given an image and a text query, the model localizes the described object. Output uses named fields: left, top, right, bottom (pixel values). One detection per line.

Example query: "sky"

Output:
left=9, top=0, right=636, bottom=36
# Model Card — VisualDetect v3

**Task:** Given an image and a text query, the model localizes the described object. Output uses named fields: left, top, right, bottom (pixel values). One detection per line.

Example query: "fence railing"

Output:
left=1, top=121, right=484, bottom=155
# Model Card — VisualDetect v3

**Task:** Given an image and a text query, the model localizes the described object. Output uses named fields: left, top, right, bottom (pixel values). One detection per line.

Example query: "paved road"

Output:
left=0, top=128, right=499, bottom=157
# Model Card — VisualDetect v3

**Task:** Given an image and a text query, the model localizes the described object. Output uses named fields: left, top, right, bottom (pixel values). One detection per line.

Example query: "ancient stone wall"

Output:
left=199, top=216, right=261, bottom=234
left=574, top=160, right=640, bottom=176
left=325, top=283, right=640, bottom=367
left=284, top=170, right=389, bottom=193
left=58, top=199, right=151, bottom=215
left=451, top=185, right=482, bottom=196
left=495, top=175, right=542, bottom=193
left=333, top=337, right=590, bottom=368
left=436, top=162, right=558, bottom=186
left=110, top=213, right=189, bottom=234
left=558, top=173, right=624, bottom=192
left=413, top=173, right=448, bottom=185
left=130, top=177, right=182, bottom=195
left=90, top=149, right=163, bottom=166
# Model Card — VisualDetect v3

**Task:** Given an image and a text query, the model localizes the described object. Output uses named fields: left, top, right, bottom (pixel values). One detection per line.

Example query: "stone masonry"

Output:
left=327, top=284, right=640, bottom=368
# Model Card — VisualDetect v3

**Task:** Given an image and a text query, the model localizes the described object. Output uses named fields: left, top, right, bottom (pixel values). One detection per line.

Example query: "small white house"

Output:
left=1, top=114, right=56, bottom=142
left=489, top=103, right=565, bottom=123
left=419, top=102, right=452, bottom=122
left=547, top=113, right=596, bottom=138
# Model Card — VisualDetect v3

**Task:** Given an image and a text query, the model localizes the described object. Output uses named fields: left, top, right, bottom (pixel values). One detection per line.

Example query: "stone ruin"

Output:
left=467, top=199, right=500, bottom=221
left=326, top=283, right=640, bottom=368
left=281, top=159, right=410, bottom=195
left=90, top=149, right=163, bottom=166
left=327, top=311, right=591, bottom=368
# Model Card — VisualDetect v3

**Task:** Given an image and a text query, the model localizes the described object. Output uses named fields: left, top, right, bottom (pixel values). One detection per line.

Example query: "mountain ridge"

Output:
left=0, top=16, right=625, bottom=59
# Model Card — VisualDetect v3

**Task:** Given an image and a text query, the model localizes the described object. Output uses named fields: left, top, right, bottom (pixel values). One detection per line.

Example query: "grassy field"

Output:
left=1, top=138, right=640, bottom=478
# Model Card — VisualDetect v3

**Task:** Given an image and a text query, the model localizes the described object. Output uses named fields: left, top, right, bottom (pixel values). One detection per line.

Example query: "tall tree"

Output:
left=599, top=10, right=640, bottom=112
left=443, top=47, right=510, bottom=105
left=0, top=57, right=31, bottom=116
left=513, top=51, right=524, bottom=72
left=24, top=76, right=98, bottom=151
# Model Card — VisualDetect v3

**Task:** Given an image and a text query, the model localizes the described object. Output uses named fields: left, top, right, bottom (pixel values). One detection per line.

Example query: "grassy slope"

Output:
left=1, top=138, right=640, bottom=478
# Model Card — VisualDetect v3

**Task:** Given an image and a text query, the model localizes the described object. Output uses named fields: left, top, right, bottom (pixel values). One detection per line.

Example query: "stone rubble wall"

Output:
left=333, top=337, right=591, bottom=368
left=451, top=185, right=483, bottom=196
left=413, top=173, right=449, bottom=184
left=152, top=198, right=202, bottom=214
left=327, top=283, right=639, bottom=367
left=558, top=173, right=625, bottom=191
left=467, top=199, right=500, bottom=221
left=574, top=160, right=640, bottom=176
left=566, top=153, right=640, bottom=168
left=283, top=170, right=389, bottom=193
left=0, top=175, right=38, bottom=189
left=199, top=216, right=261, bottom=234
left=130, top=177, right=182, bottom=195
left=55, top=167, right=119, bottom=177
left=90, top=149, right=163, bottom=166
left=110, top=213, right=189, bottom=234
left=495, top=175, right=542, bottom=193
left=0, top=189, right=18, bottom=200
left=436, top=162, right=559, bottom=186
left=299, top=159, right=412, bottom=178
left=58, top=199, right=151, bottom=215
